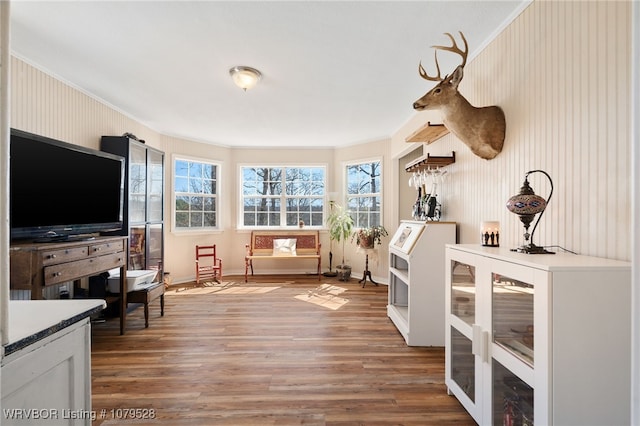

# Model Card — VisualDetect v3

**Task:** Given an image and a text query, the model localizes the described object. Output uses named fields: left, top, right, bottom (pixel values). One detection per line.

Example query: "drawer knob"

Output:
left=49, top=254, right=57, bottom=259
left=53, top=272, right=62, bottom=277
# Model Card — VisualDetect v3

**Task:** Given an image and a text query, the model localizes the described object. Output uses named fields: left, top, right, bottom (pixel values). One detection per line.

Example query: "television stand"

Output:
left=10, top=236, right=131, bottom=334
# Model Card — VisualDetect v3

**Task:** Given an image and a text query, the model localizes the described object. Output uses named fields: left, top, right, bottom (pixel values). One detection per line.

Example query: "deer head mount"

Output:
left=413, top=32, right=506, bottom=160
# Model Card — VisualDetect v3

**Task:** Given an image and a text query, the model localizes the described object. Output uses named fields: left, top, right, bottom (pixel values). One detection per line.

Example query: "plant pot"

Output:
left=358, top=235, right=375, bottom=249
left=336, top=264, right=352, bottom=281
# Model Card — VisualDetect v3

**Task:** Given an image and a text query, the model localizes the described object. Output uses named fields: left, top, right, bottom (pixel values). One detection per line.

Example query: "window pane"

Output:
left=369, top=212, right=380, bottom=227
left=175, top=195, right=189, bottom=211
left=286, top=213, right=298, bottom=226
left=256, top=212, right=269, bottom=226
left=244, top=213, right=256, bottom=226
left=175, top=177, right=189, bottom=193
left=175, top=160, right=189, bottom=177
left=203, top=179, right=215, bottom=194
left=190, top=212, right=203, bottom=227
left=203, top=164, right=216, bottom=179
left=176, top=212, right=189, bottom=227
left=204, top=197, right=215, bottom=211
left=269, top=212, right=279, bottom=226
left=311, top=212, right=323, bottom=227
left=191, top=196, right=203, bottom=210
left=189, top=163, right=202, bottom=178
left=204, top=213, right=216, bottom=227
left=190, top=179, right=203, bottom=193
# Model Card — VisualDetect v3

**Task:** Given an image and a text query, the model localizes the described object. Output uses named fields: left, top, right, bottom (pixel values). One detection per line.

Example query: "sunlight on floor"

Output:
left=166, top=281, right=280, bottom=295
left=294, top=284, right=349, bottom=310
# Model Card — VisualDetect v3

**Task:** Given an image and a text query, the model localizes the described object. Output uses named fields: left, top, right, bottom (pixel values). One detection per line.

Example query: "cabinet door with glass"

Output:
left=445, top=244, right=631, bottom=426
left=148, top=148, right=164, bottom=224
left=445, top=247, right=486, bottom=422
left=488, top=258, right=540, bottom=426
left=101, top=136, right=164, bottom=279
left=128, top=143, right=147, bottom=224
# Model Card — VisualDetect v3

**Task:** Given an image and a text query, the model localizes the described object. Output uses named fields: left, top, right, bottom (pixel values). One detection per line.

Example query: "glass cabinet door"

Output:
left=129, top=225, right=146, bottom=270
left=147, top=223, right=163, bottom=276
left=450, top=260, right=476, bottom=325
left=492, top=359, right=534, bottom=426
left=129, top=144, right=147, bottom=223
left=451, top=327, right=476, bottom=403
left=492, top=273, right=534, bottom=366
left=148, top=149, right=163, bottom=223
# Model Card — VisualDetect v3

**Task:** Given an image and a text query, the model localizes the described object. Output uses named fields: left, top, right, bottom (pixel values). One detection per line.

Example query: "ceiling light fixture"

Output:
left=229, top=66, right=262, bottom=91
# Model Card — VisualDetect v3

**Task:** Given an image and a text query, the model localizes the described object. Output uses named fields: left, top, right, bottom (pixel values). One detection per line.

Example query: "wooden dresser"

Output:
left=10, top=236, right=129, bottom=334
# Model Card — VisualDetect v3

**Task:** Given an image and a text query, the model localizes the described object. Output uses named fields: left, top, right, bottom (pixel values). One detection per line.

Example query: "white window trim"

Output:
left=171, top=153, right=222, bottom=235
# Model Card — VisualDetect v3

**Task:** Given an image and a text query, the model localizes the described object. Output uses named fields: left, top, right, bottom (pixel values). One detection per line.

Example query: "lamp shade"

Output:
left=506, top=170, right=554, bottom=254
left=229, top=66, right=262, bottom=91
left=506, top=179, right=547, bottom=215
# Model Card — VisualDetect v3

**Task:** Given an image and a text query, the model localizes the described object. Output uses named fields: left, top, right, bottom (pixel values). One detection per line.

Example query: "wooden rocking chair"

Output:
left=195, top=244, right=223, bottom=285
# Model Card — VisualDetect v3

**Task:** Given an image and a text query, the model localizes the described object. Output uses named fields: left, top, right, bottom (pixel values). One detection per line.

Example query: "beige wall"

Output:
left=392, top=0, right=631, bottom=261
left=6, top=0, right=632, bottom=286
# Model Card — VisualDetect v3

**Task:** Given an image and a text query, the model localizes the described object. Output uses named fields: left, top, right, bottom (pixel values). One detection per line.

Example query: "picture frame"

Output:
left=390, top=221, right=424, bottom=254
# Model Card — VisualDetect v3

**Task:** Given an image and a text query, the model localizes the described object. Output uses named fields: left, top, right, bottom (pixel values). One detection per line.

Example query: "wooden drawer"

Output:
left=41, top=246, right=89, bottom=266
left=43, top=252, right=126, bottom=286
left=89, top=240, right=125, bottom=256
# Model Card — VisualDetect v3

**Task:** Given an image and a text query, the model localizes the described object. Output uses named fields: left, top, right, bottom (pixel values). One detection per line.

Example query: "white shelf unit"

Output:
left=387, top=221, right=456, bottom=346
left=445, top=244, right=631, bottom=425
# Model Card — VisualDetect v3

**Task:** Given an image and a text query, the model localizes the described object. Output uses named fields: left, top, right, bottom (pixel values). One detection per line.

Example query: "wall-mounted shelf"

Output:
left=405, top=152, right=455, bottom=172
left=405, top=122, right=449, bottom=144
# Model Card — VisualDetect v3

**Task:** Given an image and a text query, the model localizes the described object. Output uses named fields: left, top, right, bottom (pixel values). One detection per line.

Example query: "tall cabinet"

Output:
left=101, top=136, right=164, bottom=280
left=387, top=221, right=456, bottom=346
left=445, top=244, right=631, bottom=425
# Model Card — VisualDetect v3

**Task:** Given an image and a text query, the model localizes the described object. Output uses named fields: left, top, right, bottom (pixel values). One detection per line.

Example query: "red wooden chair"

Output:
left=195, top=245, right=222, bottom=285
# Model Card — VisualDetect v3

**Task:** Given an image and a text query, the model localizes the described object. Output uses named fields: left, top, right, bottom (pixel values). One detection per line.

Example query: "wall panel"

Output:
left=393, top=0, right=631, bottom=261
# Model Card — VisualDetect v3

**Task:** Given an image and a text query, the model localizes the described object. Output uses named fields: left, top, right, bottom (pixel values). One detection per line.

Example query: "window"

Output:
left=346, top=160, right=382, bottom=228
left=241, top=166, right=326, bottom=227
left=174, top=158, right=219, bottom=230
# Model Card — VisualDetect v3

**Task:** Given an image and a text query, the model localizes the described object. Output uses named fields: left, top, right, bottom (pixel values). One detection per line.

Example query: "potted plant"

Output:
left=326, top=203, right=354, bottom=281
left=353, top=225, right=389, bottom=249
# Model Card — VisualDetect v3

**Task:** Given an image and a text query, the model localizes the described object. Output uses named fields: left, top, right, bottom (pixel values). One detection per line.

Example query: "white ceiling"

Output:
left=9, top=1, right=528, bottom=148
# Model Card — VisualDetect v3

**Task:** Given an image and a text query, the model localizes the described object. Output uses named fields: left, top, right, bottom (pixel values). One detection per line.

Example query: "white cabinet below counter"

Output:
left=2, top=299, right=106, bottom=426
left=445, top=244, right=631, bottom=425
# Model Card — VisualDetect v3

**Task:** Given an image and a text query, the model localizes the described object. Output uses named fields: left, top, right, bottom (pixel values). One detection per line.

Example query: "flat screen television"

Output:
left=10, top=128, right=125, bottom=242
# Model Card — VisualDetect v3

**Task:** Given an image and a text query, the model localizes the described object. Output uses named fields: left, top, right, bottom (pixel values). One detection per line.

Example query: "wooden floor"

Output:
left=90, top=274, right=475, bottom=425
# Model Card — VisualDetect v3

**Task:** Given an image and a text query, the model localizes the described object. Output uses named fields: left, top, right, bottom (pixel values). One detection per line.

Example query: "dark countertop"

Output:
left=3, top=299, right=106, bottom=356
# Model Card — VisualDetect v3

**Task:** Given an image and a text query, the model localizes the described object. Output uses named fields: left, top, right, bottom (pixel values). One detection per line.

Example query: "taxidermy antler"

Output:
left=413, top=32, right=506, bottom=160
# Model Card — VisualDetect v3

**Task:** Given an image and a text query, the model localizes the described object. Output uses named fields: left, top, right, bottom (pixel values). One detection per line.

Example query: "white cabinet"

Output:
left=387, top=221, right=456, bottom=346
left=445, top=244, right=631, bottom=425
left=2, top=320, right=91, bottom=425
left=2, top=300, right=104, bottom=426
